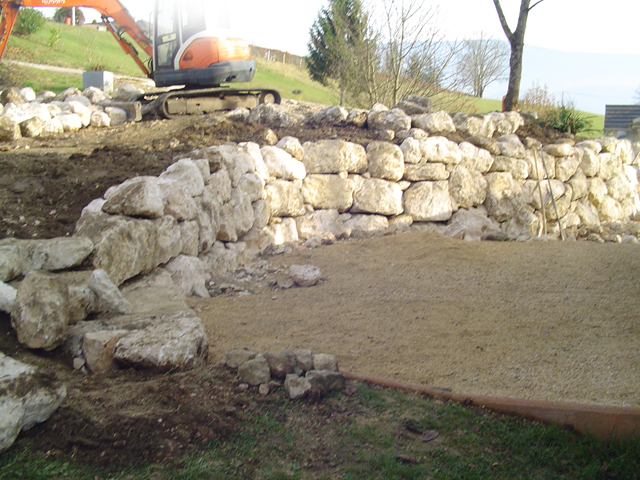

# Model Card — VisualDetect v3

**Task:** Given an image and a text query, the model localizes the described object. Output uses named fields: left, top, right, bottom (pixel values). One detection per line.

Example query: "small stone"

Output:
left=289, top=264, right=322, bottom=287
left=258, top=383, right=270, bottom=396
left=224, top=348, right=256, bottom=369
left=313, top=353, right=338, bottom=372
left=284, top=373, right=311, bottom=400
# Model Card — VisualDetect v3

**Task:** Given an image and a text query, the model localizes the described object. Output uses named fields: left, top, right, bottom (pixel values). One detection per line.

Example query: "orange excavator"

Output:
left=0, top=0, right=280, bottom=117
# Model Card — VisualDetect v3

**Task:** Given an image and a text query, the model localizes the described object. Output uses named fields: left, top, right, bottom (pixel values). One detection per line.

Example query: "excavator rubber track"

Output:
left=136, top=87, right=281, bottom=119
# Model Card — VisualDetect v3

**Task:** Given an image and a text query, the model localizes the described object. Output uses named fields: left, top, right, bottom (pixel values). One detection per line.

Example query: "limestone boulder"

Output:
left=0, top=116, right=21, bottom=141
left=311, top=105, right=348, bottom=125
left=276, top=136, right=305, bottom=160
left=484, top=172, right=524, bottom=222
left=352, top=178, right=404, bottom=216
left=412, top=111, right=456, bottom=133
left=404, top=163, right=448, bottom=181
left=238, top=356, right=271, bottom=385
left=285, top=373, right=312, bottom=399
left=164, top=255, right=210, bottom=298
left=289, top=264, right=322, bottom=287
left=440, top=207, right=501, bottom=241
left=598, top=153, right=622, bottom=181
left=302, top=174, right=354, bottom=212
left=19, top=117, right=46, bottom=138
left=89, top=269, right=132, bottom=314
left=265, top=180, right=305, bottom=217
left=419, top=136, right=462, bottom=164
left=295, top=209, right=346, bottom=240
left=261, top=145, right=306, bottom=180
left=366, top=141, right=404, bottom=181
left=83, top=329, right=129, bottom=374
left=303, top=140, right=367, bottom=174
left=342, top=214, right=389, bottom=235
left=459, top=142, right=494, bottom=173
left=0, top=353, right=67, bottom=453
left=400, top=137, right=422, bottom=164
left=449, top=166, right=487, bottom=209
left=489, top=156, right=530, bottom=179
left=555, top=153, right=582, bottom=182
left=453, top=113, right=495, bottom=138
left=75, top=210, right=182, bottom=286
left=0, top=281, right=17, bottom=314
left=157, top=179, right=198, bottom=221
left=403, top=181, right=453, bottom=222
left=103, top=176, right=165, bottom=218
left=225, top=348, right=256, bottom=368
left=114, top=314, right=208, bottom=370
left=367, top=106, right=412, bottom=132
left=263, top=218, right=300, bottom=246
left=11, top=270, right=70, bottom=350
left=0, top=236, right=93, bottom=282
left=159, top=158, right=205, bottom=197
left=248, top=103, right=303, bottom=128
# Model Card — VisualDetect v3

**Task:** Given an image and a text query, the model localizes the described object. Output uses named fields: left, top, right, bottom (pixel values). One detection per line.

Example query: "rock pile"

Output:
left=0, top=84, right=143, bottom=140
left=225, top=348, right=346, bottom=400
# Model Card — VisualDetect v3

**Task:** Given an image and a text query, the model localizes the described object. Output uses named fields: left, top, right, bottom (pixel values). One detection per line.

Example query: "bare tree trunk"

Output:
left=492, top=0, right=544, bottom=111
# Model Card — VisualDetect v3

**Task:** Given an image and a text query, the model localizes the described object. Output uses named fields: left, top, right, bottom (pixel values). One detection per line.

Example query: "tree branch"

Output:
left=492, top=0, right=513, bottom=41
left=529, top=0, right=545, bottom=10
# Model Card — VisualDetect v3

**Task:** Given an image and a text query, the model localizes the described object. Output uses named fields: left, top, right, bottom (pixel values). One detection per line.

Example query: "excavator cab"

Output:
left=151, top=0, right=256, bottom=88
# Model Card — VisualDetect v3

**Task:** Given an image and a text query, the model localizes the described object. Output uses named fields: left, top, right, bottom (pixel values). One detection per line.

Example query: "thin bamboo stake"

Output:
left=539, top=148, right=565, bottom=241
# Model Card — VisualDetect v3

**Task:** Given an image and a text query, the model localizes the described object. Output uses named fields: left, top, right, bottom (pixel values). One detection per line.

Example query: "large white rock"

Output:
left=597, top=196, right=624, bottom=221
left=0, top=281, right=17, bottom=313
left=342, top=214, right=389, bottom=234
left=504, top=206, right=541, bottom=238
left=0, top=353, right=66, bottom=453
left=453, top=113, right=495, bottom=138
left=419, top=136, right=462, bottom=164
left=497, top=134, right=526, bottom=158
left=217, top=201, right=238, bottom=242
left=207, top=169, right=232, bottom=204
left=366, top=141, right=404, bottom=181
left=303, top=140, right=367, bottom=174
left=179, top=220, right=200, bottom=256
left=459, top=142, right=494, bottom=173
left=237, top=172, right=264, bottom=203
left=194, top=187, right=222, bottom=253
left=0, top=116, right=21, bottom=141
left=352, top=178, right=404, bottom=216
left=400, top=137, right=422, bottom=164
left=486, top=111, right=523, bottom=135
left=11, top=270, right=70, bottom=350
left=574, top=200, right=601, bottom=226
left=302, top=174, right=354, bottom=212
left=114, top=315, right=208, bottom=370
left=412, top=110, right=456, bottom=133
left=598, top=153, right=622, bottom=181
left=103, top=176, right=165, bottom=218
left=276, top=136, right=304, bottom=160
left=89, top=268, right=132, bottom=314
left=205, top=144, right=256, bottom=187
left=248, top=103, right=304, bottom=128
left=295, top=209, right=346, bottom=240
left=311, top=105, right=349, bottom=125
left=404, top=163, right=449, bottom=181
left=0, top=236, right=93, bottom=282
left=555, top=153, right=582, bottom=182
left=261, top=145, right=306, bottom=180
left=449, top=166, right=487, bottom=209
left=403, top=181, right=453, bottom=221
left=164, top=255, right=210, bottom=298
left=57, top=113, right=83, bottom=132
left=75, top=212, right=182, bottom=286
left=157, top=179, right=198, bottom=221
left=606, top=173, right=635, bottom=202
left=440, top=207, right=501, bottom=241
left=40, top=118, right=64, bottom=136
left=484, top=172, right=524, bottom=222
left=490, top=156, right=530, bottom=179
left=367, top=106, right=412, bottom=132
left=265, top=180, right=305, bottom=217
left=263, top=217, right=299, bottom=245
left=159, top=158, right=205, bottom=197
left=19, top=117, right=46, bottom=138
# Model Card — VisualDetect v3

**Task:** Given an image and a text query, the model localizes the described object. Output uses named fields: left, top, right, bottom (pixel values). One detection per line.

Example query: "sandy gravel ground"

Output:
left=190, top=231, right=640, bottom=408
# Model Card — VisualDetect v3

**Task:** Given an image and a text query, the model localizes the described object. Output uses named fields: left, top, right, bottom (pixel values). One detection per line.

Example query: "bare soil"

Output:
left=1, top=107, right=638, bottom=469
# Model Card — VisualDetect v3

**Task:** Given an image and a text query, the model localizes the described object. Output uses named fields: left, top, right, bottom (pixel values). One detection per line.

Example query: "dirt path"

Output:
left=190, top=231, right=640, bottom=408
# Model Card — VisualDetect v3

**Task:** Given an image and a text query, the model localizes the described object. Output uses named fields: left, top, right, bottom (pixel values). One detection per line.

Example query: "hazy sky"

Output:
left=76, top=0, right=640, bottom=57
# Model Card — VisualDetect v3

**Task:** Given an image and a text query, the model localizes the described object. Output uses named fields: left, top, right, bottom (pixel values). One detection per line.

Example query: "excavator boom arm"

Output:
left=0, top=0, right=153, bottom=75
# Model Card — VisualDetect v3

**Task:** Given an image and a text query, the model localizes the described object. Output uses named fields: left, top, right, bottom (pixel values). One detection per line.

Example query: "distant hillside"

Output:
left=484, top=45, right=640, bottom=115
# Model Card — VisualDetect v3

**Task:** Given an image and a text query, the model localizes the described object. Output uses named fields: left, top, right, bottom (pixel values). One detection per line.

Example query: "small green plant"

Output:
left=543, top=100, right=595, bottom=135
left=47, top=26, right=62, bottom=49
left=13, top=8, right=46, bottom=37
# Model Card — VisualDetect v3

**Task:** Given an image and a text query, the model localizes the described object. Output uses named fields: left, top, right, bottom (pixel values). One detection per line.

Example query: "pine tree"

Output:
left=306, top=0, right=370, bottom=106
